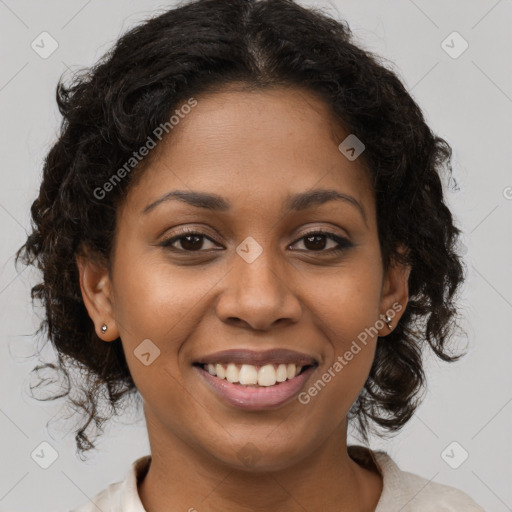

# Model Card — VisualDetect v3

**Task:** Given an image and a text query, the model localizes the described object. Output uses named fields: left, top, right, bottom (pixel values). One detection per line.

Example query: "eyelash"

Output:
left=159, top=228, right=353, bottom=255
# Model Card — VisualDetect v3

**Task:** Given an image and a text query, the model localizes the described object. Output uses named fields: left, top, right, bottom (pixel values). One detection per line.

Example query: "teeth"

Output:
left=225, top=363, right=239, bottom=383
left=276, top=364, right=288, bottom=382
left=203, top=362, right=304, bottom=386
left=215, top=364, right=225, bottom=379
left=239, top=364, right=258, bottom=385
left=258, top=364, right=277, bottom=386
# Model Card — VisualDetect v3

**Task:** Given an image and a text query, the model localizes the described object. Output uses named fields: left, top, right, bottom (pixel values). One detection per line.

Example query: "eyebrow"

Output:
left=142, top=188, right=367, bottom=223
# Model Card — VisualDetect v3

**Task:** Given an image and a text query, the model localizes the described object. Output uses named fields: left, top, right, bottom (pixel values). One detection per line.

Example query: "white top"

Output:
left=69, top=446, right=486, bottom=511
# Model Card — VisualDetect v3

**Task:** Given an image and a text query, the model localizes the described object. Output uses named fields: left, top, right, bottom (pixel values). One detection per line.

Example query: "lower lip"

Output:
left=196, top=365, right=316, bottom=410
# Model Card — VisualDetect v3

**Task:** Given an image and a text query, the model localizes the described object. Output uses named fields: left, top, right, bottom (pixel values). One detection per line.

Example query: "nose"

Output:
left=215, top=249, right=302, bottom=331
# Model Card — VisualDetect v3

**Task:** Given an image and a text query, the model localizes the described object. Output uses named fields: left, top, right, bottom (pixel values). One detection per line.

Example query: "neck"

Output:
left=138, top=413, right=382, bottom=512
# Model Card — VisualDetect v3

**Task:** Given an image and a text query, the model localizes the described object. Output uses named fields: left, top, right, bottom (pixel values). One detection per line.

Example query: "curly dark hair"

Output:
left=16, top=0, right=465, bottom=458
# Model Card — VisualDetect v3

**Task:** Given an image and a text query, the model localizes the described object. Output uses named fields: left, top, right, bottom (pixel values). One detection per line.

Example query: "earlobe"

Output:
left=378, top=245, right=411, bottom=337
left=75, top=252, right=119, bottom=341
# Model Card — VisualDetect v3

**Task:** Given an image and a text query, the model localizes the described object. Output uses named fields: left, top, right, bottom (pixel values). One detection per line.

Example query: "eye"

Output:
left=159, top=228, right=353, bottom=254
left=159, top=229, right=221, bottom=252
left=289, top=229, right=353, bottom=254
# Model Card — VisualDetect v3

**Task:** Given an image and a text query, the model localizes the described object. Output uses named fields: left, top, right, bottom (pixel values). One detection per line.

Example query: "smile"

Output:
left=194, top=348, right=319, bottom=410
left=203, top=362, right=304, bottom=387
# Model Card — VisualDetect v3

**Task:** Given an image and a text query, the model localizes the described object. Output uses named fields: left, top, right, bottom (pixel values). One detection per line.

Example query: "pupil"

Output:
left=304, top=234, right=326, bottom=251
left=182, top=235, right=203, bottom=250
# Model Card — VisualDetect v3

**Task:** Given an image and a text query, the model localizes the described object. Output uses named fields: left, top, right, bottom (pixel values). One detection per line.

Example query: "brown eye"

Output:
left=159, top=228, right=353, bottom=255
left=290, top=230, right=353, bottom=254
left=160, top=231, right=221, bottom=252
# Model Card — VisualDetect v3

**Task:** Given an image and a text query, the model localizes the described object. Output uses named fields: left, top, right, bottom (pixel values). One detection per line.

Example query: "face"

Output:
left=78, top=86, right=409, bottom=471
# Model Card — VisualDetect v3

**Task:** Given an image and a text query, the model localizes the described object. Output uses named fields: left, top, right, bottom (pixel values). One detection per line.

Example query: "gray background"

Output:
left=1, top=0, right=511, bottom=510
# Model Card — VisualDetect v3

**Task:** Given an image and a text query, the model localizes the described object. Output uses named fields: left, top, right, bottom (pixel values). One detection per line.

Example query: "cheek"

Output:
left=307, top=256, right=383, bottom=340
left=112, top=251, right=216, bottom=337
left=110, top=252, right=227, bottom=391
left=301, top=256, right=383, bottom=397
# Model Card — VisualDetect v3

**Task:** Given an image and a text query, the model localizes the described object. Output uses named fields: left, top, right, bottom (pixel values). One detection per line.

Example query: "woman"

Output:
left=17, top=0, right=485, bottom=510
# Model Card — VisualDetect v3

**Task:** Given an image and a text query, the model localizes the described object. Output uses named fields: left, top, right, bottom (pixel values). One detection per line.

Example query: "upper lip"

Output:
left=195, top=349, right=318, bottom=367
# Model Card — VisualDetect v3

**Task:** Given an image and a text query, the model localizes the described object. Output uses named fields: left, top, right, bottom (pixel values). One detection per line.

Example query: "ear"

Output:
left=75, top=251, right=119, bottom=342
left=378, top=245, right=411, bottom=337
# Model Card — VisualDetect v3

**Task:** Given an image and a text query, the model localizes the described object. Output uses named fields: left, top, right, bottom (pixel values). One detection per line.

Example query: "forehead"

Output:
left=123, top=86, right=374, bottom=219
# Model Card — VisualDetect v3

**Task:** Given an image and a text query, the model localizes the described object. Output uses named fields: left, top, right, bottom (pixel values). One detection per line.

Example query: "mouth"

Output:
left=196, top=362, right=312, bottom=386
left=193, top=349, right=319, bottom=410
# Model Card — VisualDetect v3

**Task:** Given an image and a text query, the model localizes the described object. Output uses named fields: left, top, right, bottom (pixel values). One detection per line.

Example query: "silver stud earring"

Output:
left=101, top=324, right=108, bottom=334
left=385, top=315, right=393, bottom=330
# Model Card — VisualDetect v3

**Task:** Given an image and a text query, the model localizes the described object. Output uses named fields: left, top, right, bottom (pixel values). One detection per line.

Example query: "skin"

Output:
left=77, top=86, right=410, bottom=512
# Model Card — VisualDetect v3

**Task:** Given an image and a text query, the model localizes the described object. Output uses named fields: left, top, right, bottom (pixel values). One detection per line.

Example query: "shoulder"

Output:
left=370, top=449, right=486, bottom=512
left=69, top=455, right=151, bottom=512
left=69, top=481, right=123, bottom=512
